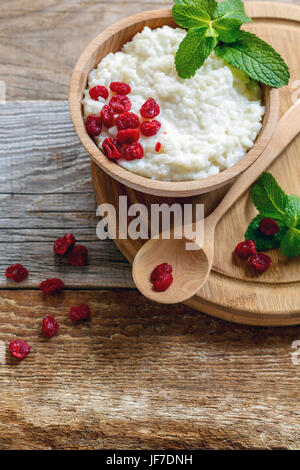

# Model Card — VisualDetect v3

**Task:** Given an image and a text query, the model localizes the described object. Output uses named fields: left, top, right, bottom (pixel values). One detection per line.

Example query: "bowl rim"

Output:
left=69, top=9, right=280, bottom=197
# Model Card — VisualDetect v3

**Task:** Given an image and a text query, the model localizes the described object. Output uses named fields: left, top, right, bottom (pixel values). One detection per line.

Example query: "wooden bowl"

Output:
left=69, top=9, right=280, bottom=198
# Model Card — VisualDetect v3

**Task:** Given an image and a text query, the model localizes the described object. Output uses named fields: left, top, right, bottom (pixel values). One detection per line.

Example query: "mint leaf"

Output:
left=175, top=29, right=217, bottom=78
left=245, top=215, right=287, bottom=251
left=213, top=17, right=242, bottom=43
left=284, top=197, right=300, bottom=228
left=214, top=0, right=251, bottom=24
left=251, top=172, right=288, bottom=220
left=280, top=227, right=300, bottom=257
left=172, top=4, right=211, bottom=29
left=215, top=31, right=290, bottom=88
left=174, top=0, right=217, bottom=17
left=288, top=194, right=300, bottom=203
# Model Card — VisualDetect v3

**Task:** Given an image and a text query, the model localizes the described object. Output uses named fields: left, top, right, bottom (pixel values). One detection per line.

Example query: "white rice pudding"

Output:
left=83, top=26, right=265, bottom=182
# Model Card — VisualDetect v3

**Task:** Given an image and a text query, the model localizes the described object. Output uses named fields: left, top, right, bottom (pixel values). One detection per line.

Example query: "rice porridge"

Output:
left=82, top=26, right=265, bottom=182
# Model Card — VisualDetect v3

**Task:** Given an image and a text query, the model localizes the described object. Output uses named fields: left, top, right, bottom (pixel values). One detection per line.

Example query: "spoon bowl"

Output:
left=132, top=238, right=211, bottom=304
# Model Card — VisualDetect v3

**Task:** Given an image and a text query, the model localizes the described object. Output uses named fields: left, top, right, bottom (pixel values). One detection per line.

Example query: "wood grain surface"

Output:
left=1, top=0, right=300, bottom=450
left=1, top=289, right=300, bottom=450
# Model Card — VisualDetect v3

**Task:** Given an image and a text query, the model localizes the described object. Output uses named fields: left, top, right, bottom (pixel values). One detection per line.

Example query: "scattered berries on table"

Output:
left=40, top=278, right=64, bottom=295
left=69, top=304, right=91, bottom=322
left=116, top=128, right=140, bottom=144
left=42, top=316, right=59, bottom=338
left=109, top=95, right=131, bottom=114
left=110, top=82, right=131, bottom=95
left=123, top=142, right=144, bottom=161
left=150, top=263, right=173, bottom=292
left=140, top=98, right=160, bottom=119
left=249, top=253, right=272, bottom=273
left=89, top=85, right=109, bottom=101
left=234, top=240, right=257, bottom=259
left=115, top=112, right=139, bottom=130
left=5, top=263, right=28, bottom=283
left=102, top=138, right=122, bottom=160
left=54, top=233, right=76, bottom=256
left=259, top=218, right=280, bottom=236
left=67, top=245, right=88, bottom=266
left=101, top=105, right=114, bottom=128
left=9, top=339, right=30, bottom=360
left=140, top=120, right=161, bottom=137
left=85, top=114, right=102, bottom=137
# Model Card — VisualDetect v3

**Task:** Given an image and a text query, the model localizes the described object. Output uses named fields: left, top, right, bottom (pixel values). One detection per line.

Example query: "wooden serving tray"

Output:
left=92, top=2, right=300, bottom=326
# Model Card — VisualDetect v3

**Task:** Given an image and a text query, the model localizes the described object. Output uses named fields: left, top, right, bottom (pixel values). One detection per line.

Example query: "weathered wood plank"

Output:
left=0, top=289, right=300, bottom=449
left=0, top=0, right=171, bottom=100
left=0, top=241, right=133, bottom=288
left=0, top=101, right=133, bottom=287
left=0, top=102, right=92, bottom=193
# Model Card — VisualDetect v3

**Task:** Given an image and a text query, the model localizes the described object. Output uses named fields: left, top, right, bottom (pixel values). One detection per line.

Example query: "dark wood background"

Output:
left=0, top=0, right=300, bottom=449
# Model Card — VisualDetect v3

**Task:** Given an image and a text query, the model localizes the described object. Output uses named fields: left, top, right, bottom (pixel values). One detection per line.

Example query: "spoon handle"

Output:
left=207, top=100, right=300, bottom=226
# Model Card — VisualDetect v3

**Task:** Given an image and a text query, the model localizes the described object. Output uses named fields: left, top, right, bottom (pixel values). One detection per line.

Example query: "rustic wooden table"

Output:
left=1, top=0, right=300, bottom=450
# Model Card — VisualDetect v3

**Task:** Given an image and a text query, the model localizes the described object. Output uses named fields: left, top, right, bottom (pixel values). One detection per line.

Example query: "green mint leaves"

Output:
left=214, top=0, right=251, bottom=24
left=175, top=29, right=217, bottom=79
left=245, top=215, right=287, bottom=252
left=172, top=5, right=211, bottom=29
left=246, top=173, right=300, bottom=258
left=215, top=31, right=290, bottom=88
left=172, top=0, right=290, bottom=87
left=251, top=172, right=287, bottom=220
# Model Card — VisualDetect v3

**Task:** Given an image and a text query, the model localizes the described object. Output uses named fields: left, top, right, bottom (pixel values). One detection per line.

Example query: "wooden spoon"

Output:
left=132, top=100, right=300, bottom=304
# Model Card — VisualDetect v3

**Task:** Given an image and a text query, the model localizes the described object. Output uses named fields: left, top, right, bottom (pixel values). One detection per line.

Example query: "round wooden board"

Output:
left=91, top=2, right=300, bottom=326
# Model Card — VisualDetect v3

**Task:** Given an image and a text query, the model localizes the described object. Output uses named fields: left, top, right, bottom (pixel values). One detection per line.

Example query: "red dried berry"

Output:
left=116, top=128, right=140, bottom=144
left=249, top=253, right=272, bottom=273
left=54, top=233, right=76, bottom=256
left=110, top=82, right=131, bottom=95
left=155, top=142, right=162, bottom=152
left=123, top=142, right=144, bottom=161
left=42, top=316, right=59, bottom=338
left=234, top=240, right=257, bottom=259
left=102, top=137, right=122, bottom=160
left=67, top=245, right=88, bottom=266
left=115, top=112, right=139, bottom=130
left=259, top=218, right=280, bottom=236
left=151, top=263, right=173, bottom=282
left=109, top=95, right=131, bottom=114
left=153, top=272, right=173, bottom=292
left=101, top=105, right=114, bottom=128
left=85, top=114, right=102, bottom=137
left=89, top=85, right=109, bottom=101
left=140, top=98, right=160, bottom=119
left=40, top=278, right=64, bottom=295
left=69, top=304, right=91, bottom=322
left=9, top=339, right=30, bottom=360
left=5, top=263, right=28, bottom=283
left=140, top=120, right=161, bottom=137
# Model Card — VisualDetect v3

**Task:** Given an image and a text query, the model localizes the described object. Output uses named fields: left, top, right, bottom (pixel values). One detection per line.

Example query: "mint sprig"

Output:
left=251, top=172, right=287, bottom=221
left=214, top=0, right=251, bottom=24
left=215, top=31, right=290, bottom=88
left=172, top=0, right=290, bottom=87
left=245, top=173, right=300, bottom=258
left=175, top=28, right=218, bottom=78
